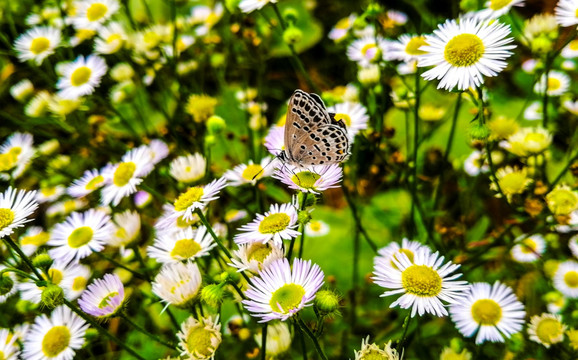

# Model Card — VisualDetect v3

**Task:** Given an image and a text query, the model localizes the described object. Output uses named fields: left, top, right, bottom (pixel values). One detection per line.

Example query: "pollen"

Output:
left=67, top=226, right=94, bottom=248
left=401, top=265, right=442, bottom=297
left=42, top=326, right=71, bottom=357
left=258, top=213, right=291, bottom=234
left=113, top=162, right=136, bottom=187
left=86, top=3, right=108, bottom=22
left=241, top=164, right=263, bottom=181
left=0, top=208, right=15, bottom=231
left=30, top=37, right=51, bottom=55
left=171, top=238, right=202, bottom=259
left=269, top=283, right=306, bottom=314
left=405, top=36, right=428, bottom=56
left=174, top=187, right=205, bottom=211
left=70, top=66, right=92, bottom=87
left=291, top=171, right=321, bottom=189
left=444, top=34, right=485, bottom=67
left=471, top=299, right=502, bottom=325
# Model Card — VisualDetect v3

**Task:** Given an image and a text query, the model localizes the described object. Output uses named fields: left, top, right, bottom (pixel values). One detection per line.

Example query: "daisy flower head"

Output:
left=94, top=21, right=127, bottom=54
left=464, top=150, right=489, bottom=176
left=169, top=153, right=206, bottom=184
left=528, top=313, right=567, bottom=348
left=14, top=26, right=61, bottom=65
left=71, top=0, right=120, bottom=30
left=78, top=273, right=126, bottom=318
left=148, top=226, right=216, bottom=264
left=234, top=201, right=300, bottom=247
left=354, top=336, right=399, bottom=360
left=305, top=220, right=330, bottom=237
left=264, top=125, right=285, bottom=157
left=534, top=70, right=570, bottom=96
left=19, top=261, right=77, bottom=304
left=152, top=261, right=202, bottom=308
left=100, top=146, right=155, bottom=206
left=255, top=321, right=292, bottom=358
left=224, top=157, right=277, bottom=186
left=177, top=315, right=222, bottom=360
left=242, top=258, right=324, bottom=322
left=0, top=132, right=36, bottom=179
left=230, top=242, right=285, bottom=274
left=570, top=234, right=578, bottom=258
left=489, top=166, right=532, bottom=200
left=372, top=248, right=469, bottom=317
left=375, top=238, right=431, bottom=269
left=546, top=184, right=578, bottom=216
left=419, top=17, right=515, bottom=91
left=475, top=0, right=525, bottom=20
left=238, top=0, right=277, bottom=13
left=327, top=102, right=369, bottom=140
left=0, top=187, right=38, bottom=238
left=134, top=190, right=152, bottom=208
left=22, top=305, right=89, bottom=360
left=60, top=263, right=91, bottom=300
left=19, top=226, right=50, bottom=256
left=556, top=0, right=578, bottom=27
left=48, top=209, right=114, bottom=264
left=563, top=99, right=578, bottom=115
left=506, top=126, right=552, bottom=157
left=384, top=34, right=429, bottom=63
left=108, top=210, right=141, bottom=248
left=329, top=14, right=356, bottom=42
left=553, top=260, right=578, bottom=298
left=510, top=234, right=546, bottom=263
left=0, top=328, right=19, bottom=360
left=10, top=79, right=34, bottom=102
left=164, top=177, right=228, bottom=225
left=36, top=185, right=65, bottom=204
left=347, top=35, right=390, bottom=67
left=68, top=172, right=103, bottom=199
left=273, top=164, right=343, bottom=194
left=56, top=55, right=108, bottom=99
left=146, top=140, right=169, bottom=165
left=450, top=281, right=525, bottom=344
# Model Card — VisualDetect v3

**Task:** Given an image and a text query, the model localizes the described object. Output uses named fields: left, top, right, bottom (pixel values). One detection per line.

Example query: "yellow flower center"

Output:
left=0, top=153, right=17, bottom=172
left=309, top=221, right=322, bottom=232
left=143, top=31, right=161, bottom=48
left=569, top=40, right=578, bottom=51
left=444, top=34, right=485, bottom=67
left=176, top=214, right=197, bottom=227
left=70, top=66, right=92, bottom=87
left=258, top=213, right=290, bottom=234
left=107, top=34, right=122, bottom=44
left=269, top=283, right=306, bottom=313
left=41, top=187, right=57, bottom=196
left=186, top=326, right=215, bottom=357
left=401, top=265, right=442, bottom=297
left=67, top=226, right=94, bottom=248
left=499, top=172, right=528, bottom=195
left=86, top=175, right=104, bottom=190
left=334, top=113, right=352, bottom=127
left=30, top=37, right=51, bottom=54
left=21, top=232, right=50, bottom=246
left=335, top=17, right=351, bottom=30
left=520, top=239, right=537, bottom=254
left=471, top=299, right=502, bottom=325
left=564, top=270, right=578, bottom=288
left=241, top=164, right=264, bottom=181
left=171, top=238, right=201, bottom=259
left=361, top=350, right=388, bottom=360
left=547, top=77, right=561, bottom=91
left=546, top=188, right=578, bottom=215
left=0, top=208, right=15, bottom=231
left=536, top=318, right=564, bottom=345
left=361, top=43, right=378, bottom=58
left=48, top=268, right=64, bottom=285
left=0, top=350, right=5, bottom=360
left=391, top=249, right=416, bottom=268
left=113, top=162, right=136, bottom=187
left=72, top=276, right=87, bottom=291
left=291, top=171, right=321, bottom=189
left=405, top=36, right=428, bottom=56
left=98, top=291, right=119, bottom=308
left=174, top=187, right=205, bottom=211
left=63, top=200, right=78, bottom=213
left=489, top=0, right=512, bottom=10
left=86, top=3, right=108, bottom=22
left=247, top=243, right=273, bottom=263
left=42, top=326, right=71, bottom=357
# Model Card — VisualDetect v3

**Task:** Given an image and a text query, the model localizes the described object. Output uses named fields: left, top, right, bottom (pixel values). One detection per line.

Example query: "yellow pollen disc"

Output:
left=391, top=248, right=416, bottom=269
left=63, top=200, right=77, bottom=213
left=30, top=37, right=51, bottom=54
left=107, top=34, right=122, bottom=44
left=361, top=43, right=377, bottom=57
left=70, top=66, right=92, bottom=87
left=489, top=0, right=512, bottom=11
left=41, top=187, right=57, bottom=196
left=291, top=171, right=321, bottom=189
left=72, top=276, right=87, bottom=291
left=258, top=213, right=291, bottom=234
left=247, top=243, right=273, bottom=263
left=186, top=327, right=214, bottom=357
left=471, top=298, right=502, bottom=325
left=576, top=8, right=578, bottom=18
left=569, top=40, right=578, bottom=51
left=170, top=238, right=201, bottom=259
left=86, top=175, right=104, bottom=190
left=547, top=77, right=561, bottom=91
left=536, top=318, right=563, bottom=344
left=444, top=34, right=485, bottom=67
left=0, top=208, right=15, bottom=230
left=335, top=17, right=351, bottom=30
left=520, top=239, right=537, bottom=254
left=67, top=226, right=94, bottom=248
left=174, top=187, right=205, bottom=211
left=309, top=221, right=322, bottom=232
left=269, top=283, right=306, bottom=314
left=113, top=162, right=136, bottom=187
left=242, top=164, right=264, bottom=181
left=499, top=172, right=527, bottom=195
left=401, top=265, right=442, bottom=297
left=176, top=215, right=196, bottom=227
left=144, top=31, right=161, bottom=47
left=21, top=232, right=50, bottom=246
left=98, top=291, right=119, bottom=308
left=362, top=349, right=387, bottom=360
left=405, top=36, right=428, bottom=56
left=564, top=271, right=578, bottom=288
left=42, top=326, right=71, bottom=357
left=86, top=3, right=108, bottom=22
left=0, top=153, right=17, bottom=172
left=48, top=268, right=64, bottom=285
left=334, top=113, right=352, bottom=127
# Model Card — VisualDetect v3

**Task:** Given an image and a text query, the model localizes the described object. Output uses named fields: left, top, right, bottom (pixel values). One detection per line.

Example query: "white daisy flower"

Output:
left=189, top=3, right=224, bottom=36
left=375, top=238, right=430, bottom=269
left=22, top=305, right=89, bottom=360
left=224, top=157, right=276, bottom=186
left=553, top=260, right=578, bottom=298
left=354, top=336, right=399, bottom=360
left=450, top=281, right=525, bottom=344
left=523, top=101, right=543, bottom=121
left=555, top=0, right=578, bottom=27
left=152, top=261, right=202, bottom=308
left=347, top=35, right=390, bottom=67
left=146, top=140, right=169, bottom=165
left=510, top=234, right=546, bottom=263
left=242, top=258, right=324, bottom=322
left=79, top=273, right=126, bottom=318
left=224, top=209, right=248, bottom=223
left=238, top=0, right=277, bottom=13
left=0, top=265, right=18, bottom=303
left=327, top=102, right=369, bottom=140
left=13, top=26, right=61, bottom=65
left=0, top=132, right=36, bottom=179
left=19, top=226, right=50, bottom=256
left=569, top=233, right=578, bottom=257
left=328, top=14, right=356, bottom=42
left=100, top=146, right=154, bottom=206
left=148, top=226, right=216, bottom=264
left=534, top=70, right=570, bottom=96
left=273, top=164, right=343, bottom=194
left=255, top=321, right=292, bottom=358
left=56, top=55, right=108, bottom=99
left=154, top=204, right=201, bottom=233
left=419, top=18, right=515, bottom=91
left=10, top=79, right=34, bottom=102
left=36, top=185, right=66, bottom=204
left=94, top=21, right=127, bottom=54
left=19, top=261, right=81, bottom=304
left=475, top=0, right=525, bottom=20
left=169, top=153, right=206, bottom=184
left=372, top=248, right=470, bottom=317
left=177, top=315, right=222, bottom=360
left=264, top=125, right=284, bottom=157
left=46, top=199, right=87, bottom=218
left=305, top=220, right=330, bottom=237
left=0, top=328, right=19, bottom=360
left=24, top=91, right=51, bottom=118
left=384, top=34, right=429, bottom=63
left=71, top=0, right=120, bottom=30
left=60, top=263, right=91, bottom=300
left=0, top=187, right=38, bottom=238
left=528, top=313, right=566, bottom=348
left=48, top=209, right=114, bottom=264
left=561, top=39, right=578, bottom=58
left=67, top=169, right=105, bottom=198
left=464, top=150, right=489, bottom=176
left=506, top=126, right=552, bottom=156
left=229, top=242, right=285, bottom=274
left=234, top=201, right=300, bottom=247
left=162, top=177, right=228, bottom=225
left=385, top=10, right=408, bottom=27
left=108, top=210, right=141, bottom=248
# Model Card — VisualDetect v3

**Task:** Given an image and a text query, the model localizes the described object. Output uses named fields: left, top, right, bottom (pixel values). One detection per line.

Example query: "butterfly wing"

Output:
left=289, top=123, right=350, bottom=166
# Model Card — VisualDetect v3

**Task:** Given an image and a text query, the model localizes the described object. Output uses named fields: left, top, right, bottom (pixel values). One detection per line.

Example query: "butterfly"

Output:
left=278, top=89, right=350, bottom=168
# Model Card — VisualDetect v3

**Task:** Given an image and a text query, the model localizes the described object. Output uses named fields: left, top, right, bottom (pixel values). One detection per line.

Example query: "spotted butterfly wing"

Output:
left=282, top=89, right=349, bottom=167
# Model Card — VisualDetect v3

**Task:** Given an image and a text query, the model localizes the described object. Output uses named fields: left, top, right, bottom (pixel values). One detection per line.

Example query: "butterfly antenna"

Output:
left=252, top=153, right=282, bottom=181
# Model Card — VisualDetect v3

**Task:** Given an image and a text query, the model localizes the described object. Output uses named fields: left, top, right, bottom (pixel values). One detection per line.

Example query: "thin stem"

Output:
left=4, top=236, right=42, bottom=280
left=549, top=150, right=578, bottom=190
left=342, top=186, right=378, bottom=252
left=0, top=267, right=37, bottom=281
left=120, top=312, right=176, bottom=348
left=542, top=64, right=550, bottom=128
left=350, top=231, right=360, bottom=329
left=261, top=323, right=268, bottom=360
left=410, top=70, right=421, bottom=238
left=63, top=299, right=146, bottom=360
left=397, top=313, right=412, bottom=353
left=288, top=193, right=308, bottom=261
left=95, top=252, right=146, bottom=280
left=296, top=316, right=328, bottom=360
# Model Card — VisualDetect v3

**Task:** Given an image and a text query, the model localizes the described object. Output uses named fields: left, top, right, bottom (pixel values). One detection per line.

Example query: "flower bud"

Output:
left=0, top=274, right=14, bottom=296
left=32, top=253, right=53, bottom=270
left=314, top=289, right=340, bottom=316
left=207, top=115, right=226, bottom=135
left=283, top=26, right=303, bottom=45
left=298, top=210, right=312, bottom=225
left=41, top=284, right=64, bottom=309
left=283, top=8, right=299, bottom=24
left=201, top=284, right=226, bottom=308
left=469, top=122, right=490, bottom=140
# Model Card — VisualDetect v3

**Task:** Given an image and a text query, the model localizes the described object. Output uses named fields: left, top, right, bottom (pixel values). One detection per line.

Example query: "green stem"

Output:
left=261, top=323, right=268, bottom=360
left=95, top=252, right=146, bottom=280
left=288, top=193, right=308, bottom=261
left=0, top=267, right=37, bottom=281
left=63, top=299, right=146, bottom=360
left=3, top=236, right=42, bottom=280
left=296, top=316, right=328, bottom=360
left=549, top=150, right=578, bottom=190
left=350, top=231, right=360, bottom=329
left=342, top=186, right=378, bottom=252
left=397, top=313, right=412, bottom=353
left=542, top=64, right=550, bottom=128
left=120, top=312, right=176, bottom=348
left=410, top=70, right=421, bottom=238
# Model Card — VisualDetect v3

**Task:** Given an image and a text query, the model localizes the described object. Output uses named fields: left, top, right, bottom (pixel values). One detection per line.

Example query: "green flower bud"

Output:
left=314, top=290, right=341, bottom=316
left=41, top=284, right=64, bottom=309
left=450, top=337, right=464, bottom=353
left=365, top=3, right=383, bottom=16
left=224, top=269, right=240, bottom=284
left=210, top=53, right=226, bottom=68
left=283, top=8, right=299, bottom=24
left=353, top=16, right=368, bottom=30
left=201, top=284, right=226, bottom=308
left=0, top=274, right=14, bottom=296
left=469, top=122, right=490, bottom=140
left=298, top=210, right=312, bottom=226
left=207, top=115, right=226, bottom=135
left=283, top=26, right=303, bottom=45
left=205, top=134, right=217, bottom=146
left=33, top=253, right=54, bottom=270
